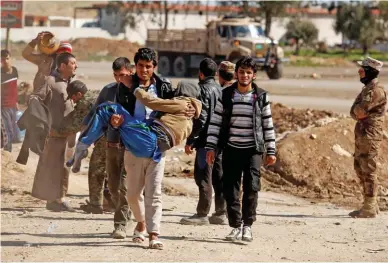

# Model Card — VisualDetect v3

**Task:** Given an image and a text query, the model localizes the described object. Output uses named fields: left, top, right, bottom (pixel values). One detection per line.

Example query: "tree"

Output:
left=215, top=1, right=295, bottom=37
left=257, top=1, right=293, bottom=37
left=378, top=1, right=388, bottom=35
left=334, top=3, right=383, bottom=55
left=285, top=18, right=319, bottom=55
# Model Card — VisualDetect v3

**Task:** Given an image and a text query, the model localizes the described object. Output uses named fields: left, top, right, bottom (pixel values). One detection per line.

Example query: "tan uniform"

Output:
left=350, top=78, right=386, bottom=217
left=351, top=78, right=386, bottom=196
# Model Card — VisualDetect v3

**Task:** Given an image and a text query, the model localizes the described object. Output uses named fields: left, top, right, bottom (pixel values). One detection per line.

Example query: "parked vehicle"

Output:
left=147, top=15, right=286, bottom=79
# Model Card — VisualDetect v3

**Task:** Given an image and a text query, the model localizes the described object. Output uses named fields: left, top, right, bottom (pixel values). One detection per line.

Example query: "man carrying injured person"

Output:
left=70, top=77, right=200, bottom=161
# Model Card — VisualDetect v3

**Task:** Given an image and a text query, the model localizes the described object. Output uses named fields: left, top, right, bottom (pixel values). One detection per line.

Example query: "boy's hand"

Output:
left=184, top=103, right=195, bottom=118
left=206, top=150, right=215, bottom=165
left=264, top=155, right=276, bottom=166
left=185, top=145, right=194, bottom=155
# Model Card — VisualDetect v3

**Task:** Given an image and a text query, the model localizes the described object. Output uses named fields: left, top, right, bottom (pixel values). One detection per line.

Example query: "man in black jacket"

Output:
left=107, top=48, right=176, bottom=249
left=112, top=48, right=180, bottom=249
left=180, top=58, right=227, bottom=226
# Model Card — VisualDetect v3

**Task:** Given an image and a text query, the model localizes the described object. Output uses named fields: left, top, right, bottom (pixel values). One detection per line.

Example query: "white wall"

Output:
left=270, top=17, right=341, bottom=46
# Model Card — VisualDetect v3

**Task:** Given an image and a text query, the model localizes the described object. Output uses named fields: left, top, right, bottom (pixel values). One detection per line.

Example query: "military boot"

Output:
left=349, top=197, right=377, bottom=218
left=80, top=202, right=103, bottom=214
left=103, top=189, right=116, bottom=213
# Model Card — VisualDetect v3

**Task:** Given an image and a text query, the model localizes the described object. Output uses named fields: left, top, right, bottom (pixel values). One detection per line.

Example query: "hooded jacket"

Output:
left=134, top=88, right=202, bottom=146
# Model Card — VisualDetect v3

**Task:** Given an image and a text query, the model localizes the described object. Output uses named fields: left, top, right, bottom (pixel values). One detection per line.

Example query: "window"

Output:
left=217, top=26, right=229, bottom=38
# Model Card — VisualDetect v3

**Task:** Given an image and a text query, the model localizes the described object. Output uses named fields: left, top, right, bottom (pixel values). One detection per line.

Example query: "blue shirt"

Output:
left=133, top=84, right=158, bottom=121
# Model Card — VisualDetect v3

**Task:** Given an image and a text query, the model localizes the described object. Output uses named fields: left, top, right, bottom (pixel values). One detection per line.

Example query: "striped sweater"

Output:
left=206, top=89, right=276, bottom=155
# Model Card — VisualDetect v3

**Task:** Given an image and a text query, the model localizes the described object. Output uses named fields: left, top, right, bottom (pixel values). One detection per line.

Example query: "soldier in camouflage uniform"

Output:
left=349, top=57, right=386, bottom=218
left=60, top=80, right=110, bottom=214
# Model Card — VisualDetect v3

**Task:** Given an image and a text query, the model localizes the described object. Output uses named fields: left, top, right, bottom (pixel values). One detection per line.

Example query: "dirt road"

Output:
left=2, top=148, right=388, bottom=262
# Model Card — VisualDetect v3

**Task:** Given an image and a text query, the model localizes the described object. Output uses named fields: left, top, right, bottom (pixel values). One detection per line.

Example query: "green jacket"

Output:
left=59, top=90, right=100, bottom=134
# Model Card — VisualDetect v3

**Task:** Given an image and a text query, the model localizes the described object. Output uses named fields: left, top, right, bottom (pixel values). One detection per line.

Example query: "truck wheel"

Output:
left=266, top=62, right=283, bottom=80
left=173, top=56, right=187, bottom=77
left=158, top=56, right=171, bottom=76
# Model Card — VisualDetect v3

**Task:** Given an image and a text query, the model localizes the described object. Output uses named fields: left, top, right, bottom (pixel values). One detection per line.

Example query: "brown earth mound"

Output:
left=1, top=150, right=41, bottom=206
left=271, top=103, right=339, bottom=134
left=266, top=115, right=388, bottom=210
left=69, top=38, right=141, bottom=61
left=7, top=38, right=141, bottom=62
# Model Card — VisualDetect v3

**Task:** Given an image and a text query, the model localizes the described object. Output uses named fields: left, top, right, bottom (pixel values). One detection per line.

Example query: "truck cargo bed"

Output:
left=147, top=29, right=208, bottom=54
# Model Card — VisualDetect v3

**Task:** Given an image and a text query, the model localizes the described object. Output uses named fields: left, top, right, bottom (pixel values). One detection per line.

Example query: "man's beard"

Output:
left=238, top=79, right=253, bottom=87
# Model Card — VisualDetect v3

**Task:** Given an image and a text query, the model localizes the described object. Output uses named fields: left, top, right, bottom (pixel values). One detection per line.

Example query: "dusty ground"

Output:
left=2, top=149, right=388, bottom=262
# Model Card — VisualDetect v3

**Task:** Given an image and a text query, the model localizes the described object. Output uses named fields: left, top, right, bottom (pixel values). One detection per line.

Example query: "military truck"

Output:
left=146, top=15, right=285, bottom=79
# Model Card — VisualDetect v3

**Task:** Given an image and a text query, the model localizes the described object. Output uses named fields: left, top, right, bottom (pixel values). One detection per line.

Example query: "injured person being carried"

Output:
left=68, top=78, right=202, bottom=172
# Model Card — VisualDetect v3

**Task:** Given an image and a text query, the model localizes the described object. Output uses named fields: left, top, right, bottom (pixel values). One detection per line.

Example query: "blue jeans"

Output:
left=80, top=102, right=162, bottom=162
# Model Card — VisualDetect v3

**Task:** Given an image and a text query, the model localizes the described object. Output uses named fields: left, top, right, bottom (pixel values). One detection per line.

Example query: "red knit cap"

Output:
left=57, top=41, right=72, bottom=54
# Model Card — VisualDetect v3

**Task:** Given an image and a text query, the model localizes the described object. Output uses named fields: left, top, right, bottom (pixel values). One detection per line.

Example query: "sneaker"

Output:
left=180, top=214, right=209, bottom=225
left=242, top=226, right=253, bottom=242
left=225, top=227, right=242, bottom=241
left=112, top=225, right=126, bottom=239
left=209, top=213, right=228, bottom=225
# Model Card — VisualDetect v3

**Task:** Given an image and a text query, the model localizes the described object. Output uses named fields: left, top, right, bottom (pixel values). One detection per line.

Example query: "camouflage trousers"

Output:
left=88, top=137, right=107, bottom=206
left=353, top=134, right=381, bottom=198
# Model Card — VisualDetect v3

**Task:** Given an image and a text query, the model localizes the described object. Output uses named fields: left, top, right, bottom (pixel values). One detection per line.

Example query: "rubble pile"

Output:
left=266, top=115, right=388, bottom=210
left=271, top=103, right=339, bottom=134
left=70, top=38, right=141, bottom=61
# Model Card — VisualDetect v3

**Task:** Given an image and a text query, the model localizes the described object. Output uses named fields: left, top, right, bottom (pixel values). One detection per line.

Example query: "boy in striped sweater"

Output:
left=206, top=56, right=276, bottom=242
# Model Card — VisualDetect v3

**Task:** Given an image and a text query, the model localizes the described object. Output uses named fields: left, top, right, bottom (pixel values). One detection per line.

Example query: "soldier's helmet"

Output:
left=357, top=57, right=383, bottom=72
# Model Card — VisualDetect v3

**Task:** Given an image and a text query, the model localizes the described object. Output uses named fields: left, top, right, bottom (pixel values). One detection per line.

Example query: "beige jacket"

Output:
left=134, top=88, right=202, bottom=146
left=31, top=72, right=73, bottom=134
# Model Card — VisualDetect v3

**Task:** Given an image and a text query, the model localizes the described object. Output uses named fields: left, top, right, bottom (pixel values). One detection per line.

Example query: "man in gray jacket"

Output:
left=181, top=58, right=226, bottom=226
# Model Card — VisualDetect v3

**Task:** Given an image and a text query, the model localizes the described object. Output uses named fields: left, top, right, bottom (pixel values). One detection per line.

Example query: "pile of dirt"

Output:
left=0, top=150, right=40, bottom=206
left=7, top=38, right=141, bottom=62
left=271, top=103, right=339, bottom=134
left=69, top=38, right=141, bottom=61
left=265, top=115, right=388, bottom=210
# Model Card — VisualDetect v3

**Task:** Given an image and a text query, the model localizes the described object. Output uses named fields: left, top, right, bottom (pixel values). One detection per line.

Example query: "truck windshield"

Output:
left=230, top=25, right=264, bottom=38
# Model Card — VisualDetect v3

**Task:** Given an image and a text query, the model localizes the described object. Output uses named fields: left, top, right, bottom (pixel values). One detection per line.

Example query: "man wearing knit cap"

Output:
left=218, top=61, right=236, bottom=88
left=57, top=41, right=73, bottom=54
left=349, top=57, right=386, bottom=218
left=22, top=32, right=73, bottom=92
